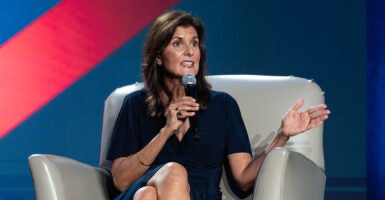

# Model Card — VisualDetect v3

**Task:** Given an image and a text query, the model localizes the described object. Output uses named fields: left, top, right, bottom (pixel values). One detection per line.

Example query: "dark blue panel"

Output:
left=367, top=0, right=385, bottom=199
left=325, top=177, right=366, bottom=200
left=0, top=0, right=60, bottom=45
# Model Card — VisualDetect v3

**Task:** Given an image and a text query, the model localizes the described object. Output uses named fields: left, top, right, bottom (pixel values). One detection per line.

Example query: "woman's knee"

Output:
left=149, top=162, right=189, bottom=186
left=163, top=162, right=188, bottom=179
left=147, top=162, right=190, bottom=199
left=133, top=186, right=157, bottom=200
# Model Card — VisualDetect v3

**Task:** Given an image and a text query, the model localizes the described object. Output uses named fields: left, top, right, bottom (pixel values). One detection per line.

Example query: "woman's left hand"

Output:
left=280, top=98, right=330, bottom=137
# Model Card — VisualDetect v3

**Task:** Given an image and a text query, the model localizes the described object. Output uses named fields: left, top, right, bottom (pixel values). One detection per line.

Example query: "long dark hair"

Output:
left=142, top=10, right=211, bottom=117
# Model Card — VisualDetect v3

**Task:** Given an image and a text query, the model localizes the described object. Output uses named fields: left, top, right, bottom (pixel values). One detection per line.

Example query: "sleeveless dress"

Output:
left=107, top=89, right=252, bottom=200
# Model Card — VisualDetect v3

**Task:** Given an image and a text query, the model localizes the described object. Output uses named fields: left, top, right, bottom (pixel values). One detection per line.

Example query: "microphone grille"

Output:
left=182, top=74, right=196, bottom=85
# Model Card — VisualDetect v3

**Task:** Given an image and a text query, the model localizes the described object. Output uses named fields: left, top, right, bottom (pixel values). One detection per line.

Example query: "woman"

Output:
left=107, top=10, right=330, bottom=200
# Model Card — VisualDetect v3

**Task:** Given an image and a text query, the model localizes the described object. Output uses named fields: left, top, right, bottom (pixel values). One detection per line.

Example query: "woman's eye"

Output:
left=173, top=41, right=181, bottom=47
left=192, top=41, right=199, bottom=47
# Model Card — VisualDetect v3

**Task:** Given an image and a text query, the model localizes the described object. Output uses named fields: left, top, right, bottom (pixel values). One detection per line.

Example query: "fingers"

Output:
left=307, top=104, right=327, bottom=114
left=307, top=104, right=330, bottom=119
left=307, top=117, right=326, bottom=130
left=290, top=98, right=330, bottom=120
left=282, top=100, right=331, bottom=136
left=167, top=96, right=199, bottom=119
left=291, top=98, right=304, bottom=112
left=291, top=99, right=331, bottom=118
left=163, top=96, right=200, bottom=132
left=306, top=105, right=331, bottom=130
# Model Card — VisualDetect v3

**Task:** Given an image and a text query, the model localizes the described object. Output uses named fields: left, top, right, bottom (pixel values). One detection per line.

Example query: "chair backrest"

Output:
left=99, top=75, right=325, bottom=197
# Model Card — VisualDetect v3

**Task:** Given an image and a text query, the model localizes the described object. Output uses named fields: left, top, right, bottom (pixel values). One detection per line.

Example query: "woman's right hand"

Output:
left=163, top=96, right=200, bottom=136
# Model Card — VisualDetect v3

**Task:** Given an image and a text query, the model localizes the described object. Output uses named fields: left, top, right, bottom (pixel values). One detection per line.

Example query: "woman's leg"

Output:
left=133, top=186, right=157, bottom=200
left=141, top=162, right=190, bottom=200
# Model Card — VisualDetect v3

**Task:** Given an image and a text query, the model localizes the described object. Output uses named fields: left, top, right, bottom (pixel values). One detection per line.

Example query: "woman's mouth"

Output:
left=181, top=61, right=194, bottom=67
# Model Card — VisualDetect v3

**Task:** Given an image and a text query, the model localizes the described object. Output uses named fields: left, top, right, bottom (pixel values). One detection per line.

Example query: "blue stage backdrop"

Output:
left=0, top=0, right=365, bottom=199
left=367, top=0, right=385, bottom=199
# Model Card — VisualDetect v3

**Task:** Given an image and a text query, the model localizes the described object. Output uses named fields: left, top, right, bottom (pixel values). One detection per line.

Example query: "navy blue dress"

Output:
left=107, top=89, right=252, bottom=200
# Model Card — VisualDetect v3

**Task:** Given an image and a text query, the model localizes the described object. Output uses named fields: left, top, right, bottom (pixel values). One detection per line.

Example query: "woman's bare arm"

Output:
left=111, top=127, right=175, bottom=191
left=227, top=99, right=330, bottom=191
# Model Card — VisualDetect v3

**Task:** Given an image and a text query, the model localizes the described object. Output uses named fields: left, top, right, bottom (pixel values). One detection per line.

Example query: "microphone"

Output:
left=182, top=74, right=201, bottom=140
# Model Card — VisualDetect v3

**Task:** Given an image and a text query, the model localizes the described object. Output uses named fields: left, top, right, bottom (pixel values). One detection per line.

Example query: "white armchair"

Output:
left=29, top=74, right=326, bottom=200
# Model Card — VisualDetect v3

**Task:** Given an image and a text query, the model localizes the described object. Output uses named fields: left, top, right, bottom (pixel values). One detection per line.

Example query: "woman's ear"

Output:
left=156, top=56, right=162, bottom=65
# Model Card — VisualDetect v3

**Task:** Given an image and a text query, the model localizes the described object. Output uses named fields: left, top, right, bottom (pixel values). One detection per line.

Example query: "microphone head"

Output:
left=182, top=74, right=196, bottom=85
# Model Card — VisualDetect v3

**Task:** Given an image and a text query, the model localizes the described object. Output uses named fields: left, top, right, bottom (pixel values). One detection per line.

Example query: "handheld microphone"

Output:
left=182, top=74, right=201, bottom=139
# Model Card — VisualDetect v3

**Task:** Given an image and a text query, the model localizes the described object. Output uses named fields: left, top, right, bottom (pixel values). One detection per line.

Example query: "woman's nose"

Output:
left=184, top=45, right=194, bottom=56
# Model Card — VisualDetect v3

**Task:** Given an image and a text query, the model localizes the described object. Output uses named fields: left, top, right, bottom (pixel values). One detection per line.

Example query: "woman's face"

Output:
left=158, top=26, right=200, bottom=77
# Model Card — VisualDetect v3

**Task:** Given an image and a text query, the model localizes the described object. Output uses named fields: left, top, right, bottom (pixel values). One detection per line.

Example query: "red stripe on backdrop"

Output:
left=0, top=0, right=179, bottom=138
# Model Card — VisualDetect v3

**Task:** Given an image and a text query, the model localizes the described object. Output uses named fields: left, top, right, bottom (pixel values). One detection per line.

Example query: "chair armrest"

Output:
left=28, top=154, right=116, bottom=200
left=252, top=148, right=326, bottom=200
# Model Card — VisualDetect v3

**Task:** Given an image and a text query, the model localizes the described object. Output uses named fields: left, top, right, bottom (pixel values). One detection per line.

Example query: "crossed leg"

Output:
left=133, top=162, right=190, bottom=200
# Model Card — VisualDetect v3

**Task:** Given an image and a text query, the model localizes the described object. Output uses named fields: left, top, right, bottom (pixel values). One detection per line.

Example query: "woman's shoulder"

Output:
left=123, top=89, right=148, bottom=104
left=206, top=90, right=240, bottom=116
left=209, top=90, right=238, bottom=105
left=210, top=90, right=236, bottom=101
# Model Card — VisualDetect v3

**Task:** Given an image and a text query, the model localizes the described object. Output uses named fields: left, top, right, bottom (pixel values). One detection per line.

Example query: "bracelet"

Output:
left=137, top=153, right=151, bottom=167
